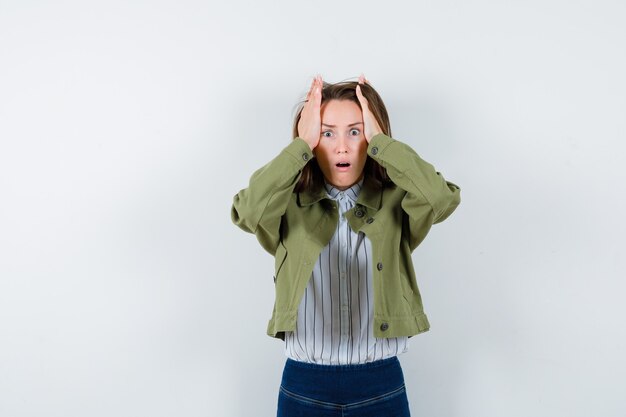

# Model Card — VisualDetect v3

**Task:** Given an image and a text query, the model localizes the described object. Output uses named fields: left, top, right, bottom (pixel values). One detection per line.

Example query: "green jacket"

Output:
left=231, top=133, right=461, bottom=340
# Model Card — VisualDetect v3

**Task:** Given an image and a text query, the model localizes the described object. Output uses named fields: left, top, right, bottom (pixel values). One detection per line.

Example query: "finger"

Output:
left=314, top=76, right=323, bottom=105
left=358, top=74, right=365, bottom=84
left=355, top=84, right=367, bottom=104
left=306, top=78, right=316, bottom=100
left=305, top=86, right=319, bottom=111
left=305, top=76, right=317, bottom=103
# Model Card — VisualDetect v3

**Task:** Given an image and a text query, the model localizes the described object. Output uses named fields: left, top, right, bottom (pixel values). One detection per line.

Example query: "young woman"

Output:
left=231, top=74, right=461, bottom=416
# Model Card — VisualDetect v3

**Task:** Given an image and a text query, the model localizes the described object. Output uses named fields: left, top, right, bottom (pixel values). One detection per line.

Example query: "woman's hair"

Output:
left=292, top=80, right=393, bottom=193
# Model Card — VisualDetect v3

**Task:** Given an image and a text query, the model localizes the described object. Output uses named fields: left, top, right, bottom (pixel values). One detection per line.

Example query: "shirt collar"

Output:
left=324, top=176, right=364, bottom=202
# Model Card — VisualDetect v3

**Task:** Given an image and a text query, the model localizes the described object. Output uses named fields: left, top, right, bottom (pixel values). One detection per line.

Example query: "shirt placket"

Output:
left=338, top=192, right=350, bottom=357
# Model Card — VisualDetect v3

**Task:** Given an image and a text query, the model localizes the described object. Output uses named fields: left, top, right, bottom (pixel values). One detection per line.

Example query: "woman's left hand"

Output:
left=355, top=74, right=383, bottom=143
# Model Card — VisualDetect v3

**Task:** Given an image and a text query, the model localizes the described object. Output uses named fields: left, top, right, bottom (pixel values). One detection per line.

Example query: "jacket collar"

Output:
left=298, top=174, right=382, bottom=211
left=324, top=177, right=363, bottom=202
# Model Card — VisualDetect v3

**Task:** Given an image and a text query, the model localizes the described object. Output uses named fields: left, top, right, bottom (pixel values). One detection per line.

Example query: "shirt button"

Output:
left=366, top=217, right=374, bottom=224
left=371, top=146, right=379, bottom=155
left=377, top=262, right=383, bottom=271
left=355, top=209, right=364, bottom=218
left=380, top=323, right=389, bottom=331
left=302, top=153, right=309, bottom=161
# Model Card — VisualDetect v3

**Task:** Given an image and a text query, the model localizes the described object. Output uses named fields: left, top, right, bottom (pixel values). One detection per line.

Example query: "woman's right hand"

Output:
left=297, top=75, right=323, bottom=152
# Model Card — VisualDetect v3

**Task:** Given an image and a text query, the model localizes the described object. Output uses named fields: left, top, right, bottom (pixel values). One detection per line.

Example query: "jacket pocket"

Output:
left=273, top=242, right=288, bottom=284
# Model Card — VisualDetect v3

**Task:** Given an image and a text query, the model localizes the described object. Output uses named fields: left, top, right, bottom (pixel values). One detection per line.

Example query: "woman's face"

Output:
left=314, top=99, right=368, bottom=190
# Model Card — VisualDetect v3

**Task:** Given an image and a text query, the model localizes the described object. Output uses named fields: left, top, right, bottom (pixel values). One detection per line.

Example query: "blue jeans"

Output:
left=277, top=356, right=411, bottom=417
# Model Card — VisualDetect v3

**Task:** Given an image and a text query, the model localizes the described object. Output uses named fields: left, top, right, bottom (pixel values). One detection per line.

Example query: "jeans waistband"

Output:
left=281, top=355, right=405, bottom=405
left=284, top=355, right=399, bottom=372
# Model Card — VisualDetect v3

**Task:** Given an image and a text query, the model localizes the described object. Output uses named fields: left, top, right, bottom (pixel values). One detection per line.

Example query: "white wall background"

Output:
left=1, top=1, right=625, bottom=416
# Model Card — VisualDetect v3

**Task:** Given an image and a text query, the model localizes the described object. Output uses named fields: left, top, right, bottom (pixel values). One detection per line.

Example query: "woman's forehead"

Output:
left=321, top=100, right=362, bottom=125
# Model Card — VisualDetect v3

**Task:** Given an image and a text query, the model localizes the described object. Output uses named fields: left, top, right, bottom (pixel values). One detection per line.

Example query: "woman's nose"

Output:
left=336, top=135, right=349, bottom=152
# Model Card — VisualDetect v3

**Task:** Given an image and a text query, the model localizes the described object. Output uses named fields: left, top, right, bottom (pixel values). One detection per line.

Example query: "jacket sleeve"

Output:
left=367, top=133, right=461, bottom=251
left=231, top=137, right=314, bottom=256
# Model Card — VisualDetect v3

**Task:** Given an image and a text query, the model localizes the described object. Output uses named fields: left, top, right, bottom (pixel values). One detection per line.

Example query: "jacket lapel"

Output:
left=297, top=184, right=327, bottom=206
left=356, top=174, right=382, bottom=213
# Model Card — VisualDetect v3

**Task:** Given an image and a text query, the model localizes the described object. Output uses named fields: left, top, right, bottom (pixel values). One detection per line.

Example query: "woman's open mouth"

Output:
left=335, top=162, right=351, bottom=172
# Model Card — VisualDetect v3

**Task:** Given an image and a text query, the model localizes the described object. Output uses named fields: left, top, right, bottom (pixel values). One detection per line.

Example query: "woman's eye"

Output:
left=322, top=131, right=333, bottom=137
left=350, top=129, right=360, bottom=136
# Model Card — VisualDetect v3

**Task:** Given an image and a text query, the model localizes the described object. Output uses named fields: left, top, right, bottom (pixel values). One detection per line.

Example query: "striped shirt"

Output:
left=284, top=176, right=409, bottom=365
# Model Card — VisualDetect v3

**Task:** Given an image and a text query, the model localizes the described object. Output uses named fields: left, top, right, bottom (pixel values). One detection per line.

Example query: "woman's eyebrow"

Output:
left=321, top=122, right=364, bottom=128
